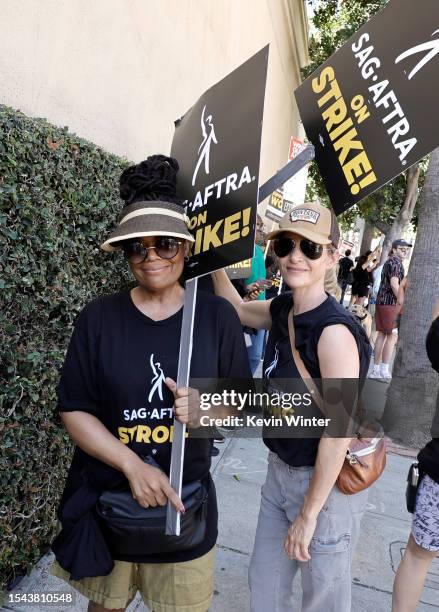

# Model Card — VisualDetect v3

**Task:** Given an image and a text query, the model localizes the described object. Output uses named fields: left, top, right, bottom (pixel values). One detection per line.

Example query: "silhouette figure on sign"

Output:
left=395, top=30, right=439, bottom=80
left=192, top=105, right=218, bottom=186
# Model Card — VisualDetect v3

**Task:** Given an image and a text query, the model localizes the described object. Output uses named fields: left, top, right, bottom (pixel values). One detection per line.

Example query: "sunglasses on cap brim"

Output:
left=273, top=236, right=333, bottom=260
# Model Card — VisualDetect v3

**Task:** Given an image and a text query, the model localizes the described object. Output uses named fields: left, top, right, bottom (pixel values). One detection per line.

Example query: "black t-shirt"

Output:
left=338, top=256, right=353, bottom=280
left=262, top=292, right=371, bottom=467
left=57, top=289, right=251, bottom=563
left=352, top=264, right=372, bottom=290
left=418, top=317, right=439, bottom=483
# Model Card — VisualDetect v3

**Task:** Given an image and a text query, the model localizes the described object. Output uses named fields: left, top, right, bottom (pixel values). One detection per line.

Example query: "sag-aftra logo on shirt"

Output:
left=117, top=353, right=188, bottom=446
left=147, top=354, right=166, bottom=403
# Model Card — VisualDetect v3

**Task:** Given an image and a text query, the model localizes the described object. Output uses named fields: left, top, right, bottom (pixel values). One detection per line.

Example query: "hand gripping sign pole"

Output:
left=165, top=144, right=315, bottom=535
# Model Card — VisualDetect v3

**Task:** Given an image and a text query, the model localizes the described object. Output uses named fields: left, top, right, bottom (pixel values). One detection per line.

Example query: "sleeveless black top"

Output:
left=262, top=292, right=371, bottom=466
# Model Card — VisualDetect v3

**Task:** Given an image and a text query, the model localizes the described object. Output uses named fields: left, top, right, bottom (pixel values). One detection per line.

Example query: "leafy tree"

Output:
left=383, top=148, right=439, bottom=445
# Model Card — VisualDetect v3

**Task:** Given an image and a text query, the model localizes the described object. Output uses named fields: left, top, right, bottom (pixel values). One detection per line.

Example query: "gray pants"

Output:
left=249, top=452, right=368, bottom=612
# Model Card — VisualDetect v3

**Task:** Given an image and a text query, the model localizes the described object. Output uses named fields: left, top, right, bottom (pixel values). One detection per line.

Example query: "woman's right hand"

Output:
left=122, top=455, right=185, bottom=513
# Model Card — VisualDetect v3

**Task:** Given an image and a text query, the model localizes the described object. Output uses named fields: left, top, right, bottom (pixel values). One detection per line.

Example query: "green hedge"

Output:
left=0, top=105, right=132, bottom=592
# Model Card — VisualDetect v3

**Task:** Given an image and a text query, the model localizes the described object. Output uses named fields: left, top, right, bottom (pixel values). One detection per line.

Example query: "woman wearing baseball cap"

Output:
left=51, top=155, right=251, bottom=611
left=212, top=200, right=371, bottom=612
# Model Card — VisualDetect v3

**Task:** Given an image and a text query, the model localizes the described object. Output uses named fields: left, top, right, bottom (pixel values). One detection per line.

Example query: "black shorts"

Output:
left=351, top=283, right=369, bottom=298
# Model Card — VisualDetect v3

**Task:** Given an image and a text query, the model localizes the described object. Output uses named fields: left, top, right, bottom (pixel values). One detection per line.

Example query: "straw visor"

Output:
left=266, top=201, right=339, bottom=247
left=101, top=200, right=195, bottom=252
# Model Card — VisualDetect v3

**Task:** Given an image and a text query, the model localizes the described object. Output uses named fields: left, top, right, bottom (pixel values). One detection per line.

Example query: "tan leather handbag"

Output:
left=287, top=307, right=386, bottom=494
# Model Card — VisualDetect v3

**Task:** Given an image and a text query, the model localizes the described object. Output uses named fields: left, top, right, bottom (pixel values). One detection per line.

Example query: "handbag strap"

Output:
left=288, top=305, right=365, bottom=443
left=287, top=306, right=326, bottom=416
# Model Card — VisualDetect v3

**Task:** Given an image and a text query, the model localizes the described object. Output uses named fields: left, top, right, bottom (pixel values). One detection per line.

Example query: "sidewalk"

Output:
left=4, top=433, right=439, bottom=612
left=212, top=437, right=439, bottom=611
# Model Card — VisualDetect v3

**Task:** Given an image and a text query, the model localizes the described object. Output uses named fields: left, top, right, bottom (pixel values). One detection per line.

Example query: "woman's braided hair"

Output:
left=119, top=155, right=184, bottom=208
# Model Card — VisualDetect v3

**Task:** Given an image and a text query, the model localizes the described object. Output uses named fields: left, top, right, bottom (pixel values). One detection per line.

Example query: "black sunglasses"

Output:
left=273, top=236, right=331, bottom=260
left=123, top=237, right=182, bottom=264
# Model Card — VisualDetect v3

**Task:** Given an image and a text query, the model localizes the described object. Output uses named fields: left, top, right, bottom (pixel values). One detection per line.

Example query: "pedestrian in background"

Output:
left=337, top=248, right=353, bottom=304
left=370, top=239, right=411, bottom=379
left=369, top=257, right=386, bottom=346
left=244, top=214, right=269, bottom=374
left=350, top=251, right=373, bottom=307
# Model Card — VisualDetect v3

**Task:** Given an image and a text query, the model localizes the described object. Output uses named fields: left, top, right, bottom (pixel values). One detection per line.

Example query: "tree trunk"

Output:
left=359, top=221, right=374, bottom=254
left=382, top=151, right=439, bottom=447
left=379, top=163, right=421, bottom=265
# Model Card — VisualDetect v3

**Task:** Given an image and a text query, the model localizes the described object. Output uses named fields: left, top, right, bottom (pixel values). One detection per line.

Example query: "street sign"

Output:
left=265, top=189, right=284, bottom=223
left=225, top=259, right=252, bottom=279
left=282, top=197, right=295, bottom=214
left=295, top=0, right=439, bottom=214
left=171, top=46, right=269, bottom=278
left=283, top=137, right=309, bottom=205
left=265, top=189, right=296, bottom=223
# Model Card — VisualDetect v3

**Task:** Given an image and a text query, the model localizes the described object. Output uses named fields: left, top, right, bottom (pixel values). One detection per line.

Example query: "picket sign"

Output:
left=295, top=0, right=439, bottom=214
left=166, top=145, right=315, bottom=535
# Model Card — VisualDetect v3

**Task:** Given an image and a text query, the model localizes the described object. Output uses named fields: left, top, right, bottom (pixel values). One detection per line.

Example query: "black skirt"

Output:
left=351, top=282, right=369, bottom=298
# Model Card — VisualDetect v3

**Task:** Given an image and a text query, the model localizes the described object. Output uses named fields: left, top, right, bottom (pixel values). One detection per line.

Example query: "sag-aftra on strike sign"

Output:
left=172, top=47, right=268, bottom=278
left=295, top=0, right=439, bottom=215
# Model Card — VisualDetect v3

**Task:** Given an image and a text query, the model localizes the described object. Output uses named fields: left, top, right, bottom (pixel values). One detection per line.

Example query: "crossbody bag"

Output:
left=96, top=455, right=209, bottom=556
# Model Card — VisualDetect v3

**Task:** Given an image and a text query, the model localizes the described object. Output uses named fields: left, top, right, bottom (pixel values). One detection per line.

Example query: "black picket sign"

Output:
left=171, top=46, right=269, bottom=278
left=295, top=0, right=439, bottom=215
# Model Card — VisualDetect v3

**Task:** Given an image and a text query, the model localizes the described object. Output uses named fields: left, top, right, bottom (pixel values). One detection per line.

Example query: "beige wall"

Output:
left=0, top=0, right=308, bottom=191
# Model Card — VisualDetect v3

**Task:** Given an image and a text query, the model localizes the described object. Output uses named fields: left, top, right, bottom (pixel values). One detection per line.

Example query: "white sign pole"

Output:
left=166, top=277, right=198, bottom=536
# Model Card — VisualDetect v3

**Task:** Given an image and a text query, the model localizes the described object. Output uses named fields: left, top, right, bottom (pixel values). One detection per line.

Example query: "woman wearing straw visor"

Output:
left=212, top=200, right=371, bottom=611
left=51, top=155, right=251, bottom=612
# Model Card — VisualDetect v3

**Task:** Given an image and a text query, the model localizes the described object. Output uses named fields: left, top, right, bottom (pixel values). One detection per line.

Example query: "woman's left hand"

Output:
left=166, top=378, right=201, bottom=428
left=284, top=512, right=317, bottom=562
left=244, top=289, right=263, bottom=301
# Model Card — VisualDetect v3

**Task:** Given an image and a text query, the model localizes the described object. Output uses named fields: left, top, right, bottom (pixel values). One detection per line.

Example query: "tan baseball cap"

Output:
left=266, top=200, right=339, bottom=246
